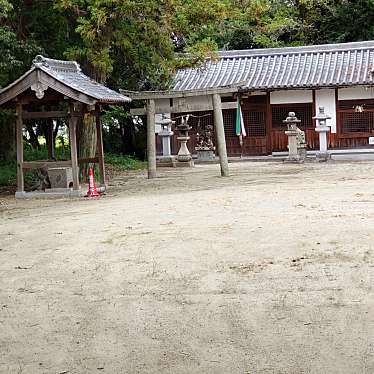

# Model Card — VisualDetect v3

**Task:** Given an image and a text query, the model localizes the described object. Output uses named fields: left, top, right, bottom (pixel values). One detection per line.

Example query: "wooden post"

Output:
left=16, top=103, right=24, bottom=193
left=312, top=90, right=316, bottom=118
left=69, top=104, right=80, bottom=191
left=147, top=99, right=157, bottom=179
left=212, top=93, right=229, bottom=177
left=46, top=120, right=55, bottom=159
left=335, top=88, right=340, bottom=148
left=266, top=92, right=272, bottom=154
left=95, top=110, right=106, bottom=186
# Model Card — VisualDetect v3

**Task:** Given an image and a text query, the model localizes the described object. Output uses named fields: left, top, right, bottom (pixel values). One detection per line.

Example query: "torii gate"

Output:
left=122, top=85, right=244, bottom=178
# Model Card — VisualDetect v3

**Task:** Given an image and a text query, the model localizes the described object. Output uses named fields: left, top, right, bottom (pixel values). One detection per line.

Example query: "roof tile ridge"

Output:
left=218, top=41, right=374, bottom=60
left=32, top=55, right=82, bottom=73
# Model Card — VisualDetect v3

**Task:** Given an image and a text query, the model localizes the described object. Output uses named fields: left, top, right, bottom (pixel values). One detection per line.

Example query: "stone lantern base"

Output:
left=157, top=155, right=177, bottom=168
left=298, top=144, right=307, bottom=161
left=175, top=159, right=194, bottom=167
left=315, top=151, right=331, bottom=162
left=284, top=130, right=305, bottom=163
left=176, top=135, right=194, bottom=167
left=196, top=148, right=215, bottom=162
left=313, top=108, right=331, bottom=162
left=284, top=155, right=304, bottom=164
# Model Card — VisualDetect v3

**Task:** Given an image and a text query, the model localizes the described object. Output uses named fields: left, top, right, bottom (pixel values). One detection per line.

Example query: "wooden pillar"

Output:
left=312, top=89, right=317, bottom=149
left=335, top=87, right=340, bottom=134
left=266, top=92, right=272, bottom=154
left=69, top=104, right=80, bottom=190
left=212, top=93, right=229, bottom=177
left=147, top=99, right=157, bottom=179
left=312, top=90, right=316, bottom=118
left=46, top=120, right=55, bottom=160
left=15, top=103, right=24, bottom=193
left=335, top=88, right=339, bottom=117
left=95, top=110, right=106, bottom=186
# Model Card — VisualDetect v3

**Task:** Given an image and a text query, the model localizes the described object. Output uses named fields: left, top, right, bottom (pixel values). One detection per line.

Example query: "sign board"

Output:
left=369, top=137, right=374, bottom=145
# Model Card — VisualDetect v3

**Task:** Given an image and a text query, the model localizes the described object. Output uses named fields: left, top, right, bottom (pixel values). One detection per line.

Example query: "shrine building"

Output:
left=126, top=40, right=374, bottom=158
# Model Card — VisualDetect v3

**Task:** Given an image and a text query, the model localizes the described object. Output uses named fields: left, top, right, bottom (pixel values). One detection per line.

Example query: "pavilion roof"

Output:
left=0, top=55, right=131, bottom=105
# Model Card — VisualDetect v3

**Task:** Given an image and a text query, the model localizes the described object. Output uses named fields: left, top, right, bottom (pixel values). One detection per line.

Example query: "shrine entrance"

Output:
left=240, top=95, right=269, bottom=156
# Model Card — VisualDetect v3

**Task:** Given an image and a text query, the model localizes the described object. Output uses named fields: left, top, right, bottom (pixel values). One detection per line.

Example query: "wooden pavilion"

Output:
left=0, top=55, right=130, bottom=198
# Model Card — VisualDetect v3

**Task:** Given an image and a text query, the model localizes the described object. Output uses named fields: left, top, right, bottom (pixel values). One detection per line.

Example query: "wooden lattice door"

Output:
left=240, top=95, right=268, bottom=155
left=337, top=99, right=374, bottom=148
left=271, top=103, right=317, bottom=151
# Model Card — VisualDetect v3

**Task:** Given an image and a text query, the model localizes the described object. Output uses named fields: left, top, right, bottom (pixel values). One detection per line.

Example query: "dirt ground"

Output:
left=0, top=161, right=374, bottom=374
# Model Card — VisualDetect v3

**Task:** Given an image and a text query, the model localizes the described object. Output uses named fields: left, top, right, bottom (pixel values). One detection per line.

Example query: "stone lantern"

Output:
left=157, top=114, right=175, bottom=165
left=283, top=112, right=305, bottom=163
left=313, top=107, right=331, bottom=161
left=176, top=115, right=194, bottom=167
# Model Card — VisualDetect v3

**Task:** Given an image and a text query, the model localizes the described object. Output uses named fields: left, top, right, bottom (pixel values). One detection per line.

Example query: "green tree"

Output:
left=317, top=0, right=374, bottom=43
left=1, top=0, right=373, bottom=165
left=54, top=0, right=233, bottom=169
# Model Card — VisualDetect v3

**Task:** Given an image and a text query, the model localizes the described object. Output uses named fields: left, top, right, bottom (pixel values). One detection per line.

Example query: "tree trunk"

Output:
left=77, top=112, right=97, bottom=182
left=0, top=119, right=16, bottom=161
left=53, top=120, right=60, bottom=144
left=120, top=121, right=136, bottom=155
left=41, top=119, right=55, bottom=160
left=25, top=123, right=41, bottom=150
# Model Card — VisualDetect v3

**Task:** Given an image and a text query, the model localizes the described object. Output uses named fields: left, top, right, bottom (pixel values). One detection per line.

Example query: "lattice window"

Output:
left=243, top=110, right=266, bottom=137
left=340, top=111, right=374, bottom=133
left=339, top=101, right=374, bottom=111
left=223, top=109, right=236, bottom=138
left=272, top=104, right=313, bottom=130
left=339, top=99, right=374, bottom=134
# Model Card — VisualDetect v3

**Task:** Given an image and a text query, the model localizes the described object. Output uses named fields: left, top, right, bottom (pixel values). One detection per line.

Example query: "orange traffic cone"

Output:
left=85, top=167, right=100, bottom=198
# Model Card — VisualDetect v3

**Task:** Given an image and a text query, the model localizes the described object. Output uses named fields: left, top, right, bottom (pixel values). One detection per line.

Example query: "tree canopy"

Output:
left=1, top=0, right=373, bottom=91
left=1, top=0, right=373, bottom=161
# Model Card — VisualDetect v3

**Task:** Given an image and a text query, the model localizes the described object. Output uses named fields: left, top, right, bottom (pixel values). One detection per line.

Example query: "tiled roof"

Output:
left=172, top=41, right=374, bottom=92
left=32, top=55, right=131, bottom=103
left=0, top=55, right=130, bottom=105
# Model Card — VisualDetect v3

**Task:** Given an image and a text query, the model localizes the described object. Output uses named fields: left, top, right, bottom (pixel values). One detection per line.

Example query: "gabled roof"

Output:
left=172, top=40, right=374, bottom=92
left=0, top=55, right=131, bottom=105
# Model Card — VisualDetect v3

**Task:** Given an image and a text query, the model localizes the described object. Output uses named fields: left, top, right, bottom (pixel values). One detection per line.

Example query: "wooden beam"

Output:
left=22, top=158, right=99, bottom=170
left=146, top=99, right=157, bottom=179
left=78, top=157, right=99, bottom=164
left=0, top=69, right=37, bottom=105
left=22, top=160, right=72, bottom=170
left=69, top=104, right=80, bottom=190
left=123, top=83, right=374, bottom=101
left=19, top=91, right=65, bottom=105
left=16, top=103, right=24, bottom=192
left=130, top=107, right=147, bottom=116
left=122, top=83, right=246, bottom=100
left=95, top=111, right=106, bottom=186
left=22, top=110, right=68, bottom=119
left=212, top=94, right=229, bottom=177
left=130, top=101, right=238, bottom=116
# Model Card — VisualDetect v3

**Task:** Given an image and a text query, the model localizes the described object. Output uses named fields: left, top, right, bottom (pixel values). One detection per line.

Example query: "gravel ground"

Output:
left=0, top=161, right=373, bottom=374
